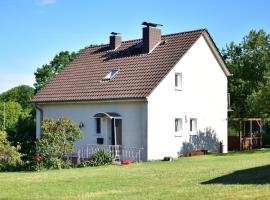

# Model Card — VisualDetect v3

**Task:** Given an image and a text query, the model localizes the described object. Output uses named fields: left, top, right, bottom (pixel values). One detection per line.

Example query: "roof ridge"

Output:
left=121, top=28, right=207, bottom=44
left=162, top=28, right=207, bottom=37
left=85, top=28, right=207, bottom=49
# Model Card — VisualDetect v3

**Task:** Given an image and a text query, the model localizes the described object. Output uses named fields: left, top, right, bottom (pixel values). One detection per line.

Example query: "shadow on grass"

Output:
left=202, top=165, right=270, bottom=185
left=209, top=149, right=270, bottom=157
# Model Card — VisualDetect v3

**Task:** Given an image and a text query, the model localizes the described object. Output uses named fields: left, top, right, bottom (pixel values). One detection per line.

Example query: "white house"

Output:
left=32, top=22, right=231, bottom=161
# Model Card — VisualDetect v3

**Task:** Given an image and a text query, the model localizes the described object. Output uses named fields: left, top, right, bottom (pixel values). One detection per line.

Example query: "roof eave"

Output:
left=32, top=97, right=147, bottom=105
left=202, top=31, right=232, bottom=77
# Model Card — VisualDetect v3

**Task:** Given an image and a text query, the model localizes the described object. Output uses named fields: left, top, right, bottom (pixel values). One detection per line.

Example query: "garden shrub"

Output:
left=44, top=158, right=72, bottom=170
left=79, top=149, right=112, bottom=167
left=0, top=131, right=22, bottom=168
left=17, top=160, right=45, bottom=172
left=0, top=162, right=17, bottom=172
left=38, top=117, right=83, bottom=169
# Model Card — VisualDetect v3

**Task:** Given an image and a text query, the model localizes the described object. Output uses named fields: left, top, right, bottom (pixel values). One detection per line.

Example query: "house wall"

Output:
left=36, top=101, right=148, bottom=160
left=147, top=35, right=228, bottom=160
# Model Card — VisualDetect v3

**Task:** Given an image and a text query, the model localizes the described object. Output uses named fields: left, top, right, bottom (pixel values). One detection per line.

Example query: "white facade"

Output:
left=147, top=35, right=228, bottom=160
left=36, top=101, right=148, bottom=160
left=36, top=35, right=228, bottom=161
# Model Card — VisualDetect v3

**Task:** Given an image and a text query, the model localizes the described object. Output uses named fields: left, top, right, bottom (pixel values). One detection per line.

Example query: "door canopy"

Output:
left=93, top=112, right=121, bottom=119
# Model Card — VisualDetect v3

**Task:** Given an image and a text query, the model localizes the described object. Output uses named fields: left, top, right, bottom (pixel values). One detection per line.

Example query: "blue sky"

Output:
left=0, top=0, right=269, bottom=92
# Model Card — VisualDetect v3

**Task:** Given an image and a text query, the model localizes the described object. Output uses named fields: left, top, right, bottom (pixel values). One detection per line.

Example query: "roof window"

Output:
left=102, top=68, right=119, bottom=82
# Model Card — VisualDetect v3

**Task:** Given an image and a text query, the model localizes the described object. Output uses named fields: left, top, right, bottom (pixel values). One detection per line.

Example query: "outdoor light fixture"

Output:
left=79, top=122, right=84, bottom=128
left=185, top=115, right=188, bottom=123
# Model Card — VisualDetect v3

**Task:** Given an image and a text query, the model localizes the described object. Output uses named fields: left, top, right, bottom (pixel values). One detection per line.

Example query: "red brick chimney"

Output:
left=110, top=32, right=122, bottom=50
left=142, top=22, right=162, bottom=54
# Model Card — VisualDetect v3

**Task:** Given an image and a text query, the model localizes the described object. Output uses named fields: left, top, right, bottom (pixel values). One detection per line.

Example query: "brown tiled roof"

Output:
left=32, top=29, right=208, bottom=103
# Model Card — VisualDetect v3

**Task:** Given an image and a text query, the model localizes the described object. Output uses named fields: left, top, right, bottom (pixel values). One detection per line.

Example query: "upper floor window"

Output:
left=175, top=73, right=182, bottom=90
left=175, top=118, right=183, bottom=136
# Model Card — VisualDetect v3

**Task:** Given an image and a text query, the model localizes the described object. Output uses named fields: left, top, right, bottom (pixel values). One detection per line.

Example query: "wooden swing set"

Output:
left=228, top=118, right=263, bottom=151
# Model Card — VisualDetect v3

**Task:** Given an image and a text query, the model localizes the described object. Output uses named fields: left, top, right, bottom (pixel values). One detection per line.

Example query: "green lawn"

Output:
left=1, top=150, right=270, bottom=200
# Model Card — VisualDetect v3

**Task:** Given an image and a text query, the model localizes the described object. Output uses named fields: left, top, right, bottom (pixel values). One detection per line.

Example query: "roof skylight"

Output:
left=102, top=68, right=119, bottom=82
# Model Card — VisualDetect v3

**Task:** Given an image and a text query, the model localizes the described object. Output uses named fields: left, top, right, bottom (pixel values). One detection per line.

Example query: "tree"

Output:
left=0, top=86, right=36, bottom=160
left=34, top=51, right=78, bottom=91
left=38, top=117, right=83, bottom=160
left=0, top=85, right=35, bottom=110
left=6, top=113, right=36, bottom=160
left=222, top=29, right=270, bottom=118
left=247, top=75, right=270, bottom=119
left=33, top=45, right=98, bottom=92
left=0, top=101, right=22, bottom=131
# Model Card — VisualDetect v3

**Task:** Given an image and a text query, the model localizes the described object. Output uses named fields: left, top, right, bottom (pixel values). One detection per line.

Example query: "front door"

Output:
left=111, top=119, right=122, bottom=145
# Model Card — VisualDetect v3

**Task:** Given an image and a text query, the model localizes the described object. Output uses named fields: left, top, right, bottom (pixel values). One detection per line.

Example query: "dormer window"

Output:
left=102, top=68, right=119, bottom=82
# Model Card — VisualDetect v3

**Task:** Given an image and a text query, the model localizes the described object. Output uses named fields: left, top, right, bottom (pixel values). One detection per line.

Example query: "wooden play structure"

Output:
left=228, top=118, right=263, bottom=151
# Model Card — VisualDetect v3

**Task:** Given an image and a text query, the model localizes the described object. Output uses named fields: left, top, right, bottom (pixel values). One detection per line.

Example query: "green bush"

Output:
left=0, top=162, right=18, bottom=172
left=22, top=160, right=45, bottom=172
left=0, top=131, right=22, bottom=168
left=80, top=149, right=112, bottom=167
left=44, top=158, right=72, bottom=170
left=38, top=117, right=83, bottom=169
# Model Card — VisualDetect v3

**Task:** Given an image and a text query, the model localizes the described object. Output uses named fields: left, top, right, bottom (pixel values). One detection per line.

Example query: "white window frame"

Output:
left=175, top=118, right=183, bottom=137
left=189, top=118, right=197, bottom=135
left=102, top=68, right=119, bottom=82
left=175, top=72, right=182, bottom=90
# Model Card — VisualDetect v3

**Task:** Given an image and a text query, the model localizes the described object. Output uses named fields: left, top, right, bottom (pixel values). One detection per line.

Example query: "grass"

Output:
left=1, top=150, right=270, bottom=200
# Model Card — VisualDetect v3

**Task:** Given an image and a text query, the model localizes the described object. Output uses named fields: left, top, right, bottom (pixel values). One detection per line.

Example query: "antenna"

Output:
left=142, top=22, right=163, bottom=27
left=111, top=32, right=121, bottom=36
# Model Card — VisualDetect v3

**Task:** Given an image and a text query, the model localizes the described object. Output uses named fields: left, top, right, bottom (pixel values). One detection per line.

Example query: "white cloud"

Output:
left=0, top=73, right=35, bottom=93
left=35, top=0, right=56, bottom=5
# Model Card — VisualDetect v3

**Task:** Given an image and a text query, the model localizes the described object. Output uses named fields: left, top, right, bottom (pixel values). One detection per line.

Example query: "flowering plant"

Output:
left=32, top=155, right=43, bottom=162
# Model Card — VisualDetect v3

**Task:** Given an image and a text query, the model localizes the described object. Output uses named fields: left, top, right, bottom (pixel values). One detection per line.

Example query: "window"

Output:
left=102, top=68, right=119, bottom=82
left=190, top=118, right=197, bottom=134
left=175, top=118, right=183, bottom=136
left=175, top=73, right=182, bottom=90
left=96, top=118, right=101, bottom=134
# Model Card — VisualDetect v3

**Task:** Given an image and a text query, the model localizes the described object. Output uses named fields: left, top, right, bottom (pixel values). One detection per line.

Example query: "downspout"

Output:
left=35, top=104, right=44, bottom=137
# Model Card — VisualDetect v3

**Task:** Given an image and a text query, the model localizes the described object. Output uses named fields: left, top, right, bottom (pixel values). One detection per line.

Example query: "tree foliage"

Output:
left=222, top=29, right=270, bottom=118
left=38, top=117, right=83, bottom=160
left=0, top=85, right=34, bottom=110
left=7, top=114, right=36, bottom=159
left=248, top=77, right=270, bottom=120
left=0, top=101, right=22, bottom=131
left=0, top=85, right=36, bottom=159
left=34, top=51, right=78, bottom=91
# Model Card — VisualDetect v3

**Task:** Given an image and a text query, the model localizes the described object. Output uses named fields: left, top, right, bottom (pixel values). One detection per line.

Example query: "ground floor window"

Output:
left=175, top=118, right=183, bottom=136
left=190, top=118, right=197, bottom=134
left=96, top=118, right=101, bottom=133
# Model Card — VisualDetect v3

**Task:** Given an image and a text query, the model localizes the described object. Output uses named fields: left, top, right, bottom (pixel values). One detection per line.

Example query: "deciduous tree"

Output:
left=222, top=29, right=270, bottom=118
left=34, top=51, right=77, bottom=91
